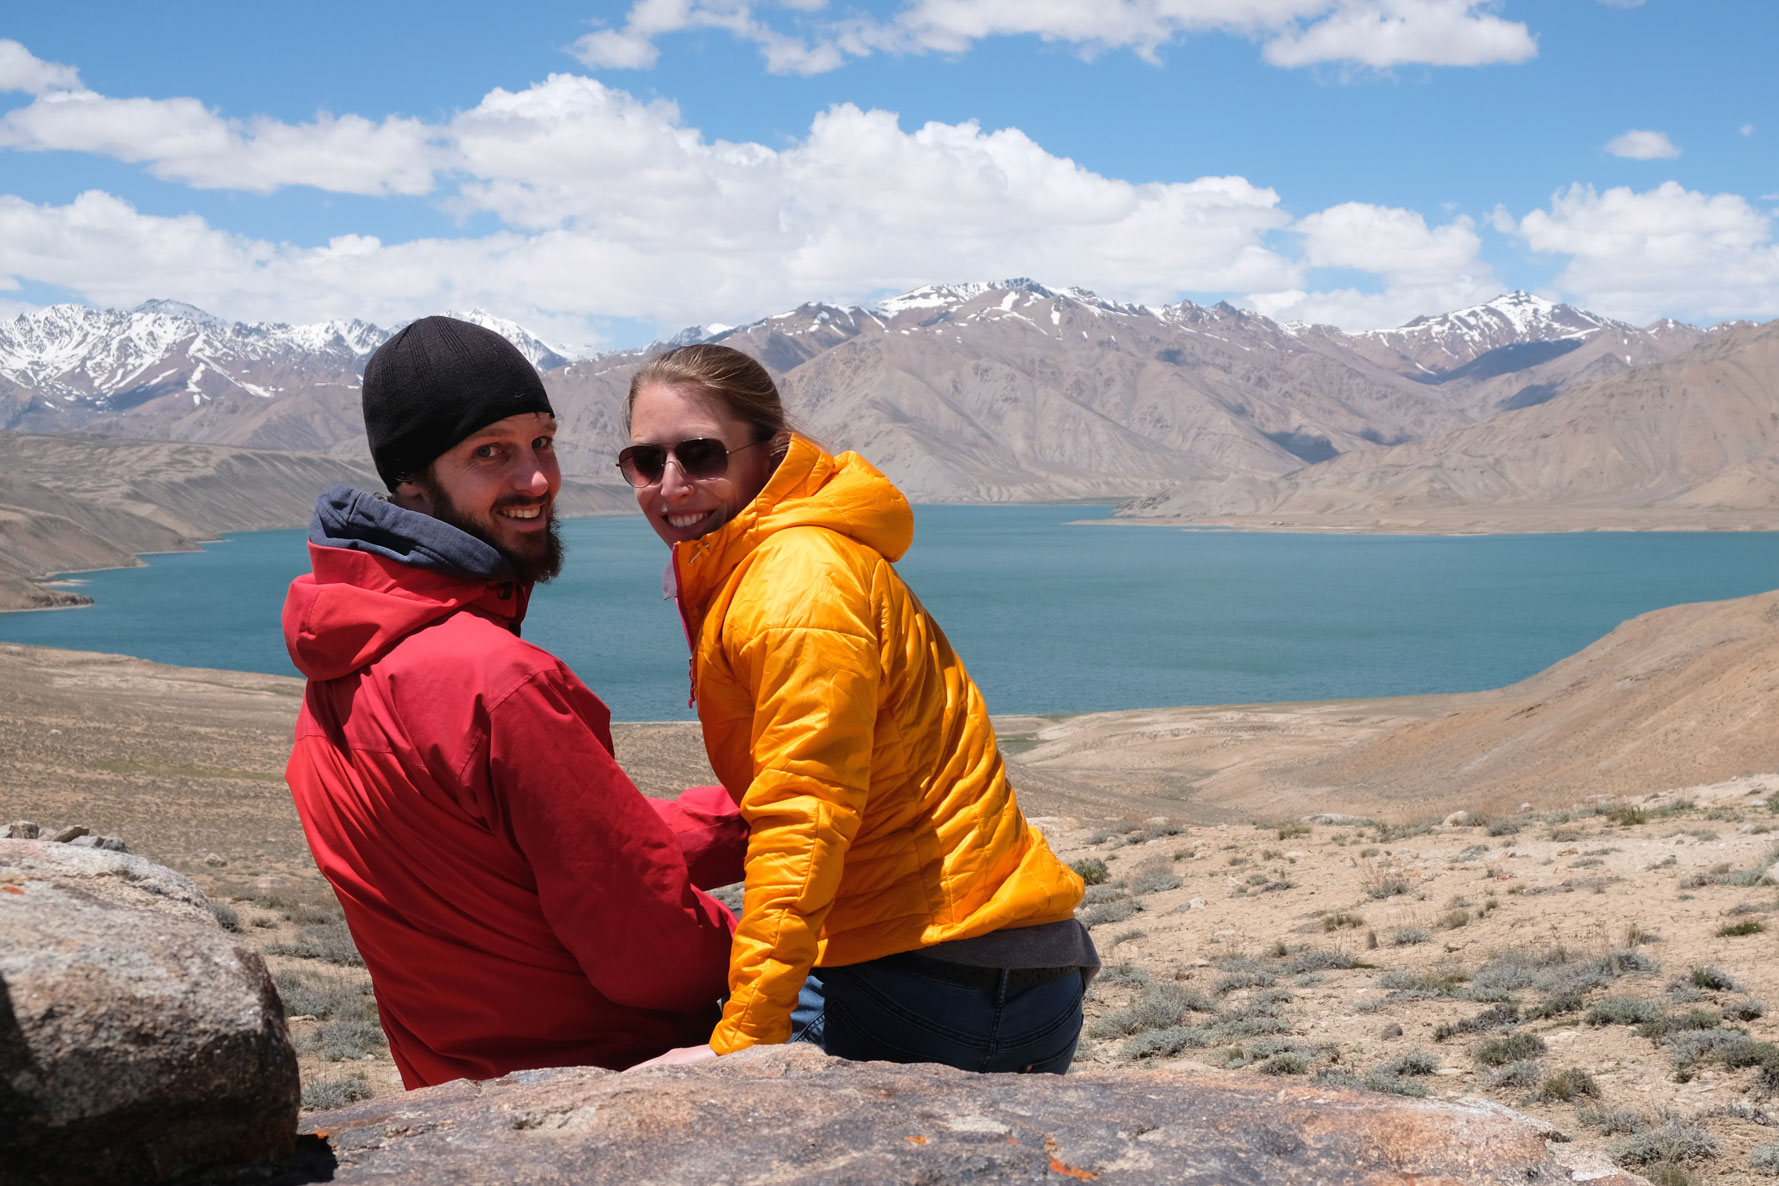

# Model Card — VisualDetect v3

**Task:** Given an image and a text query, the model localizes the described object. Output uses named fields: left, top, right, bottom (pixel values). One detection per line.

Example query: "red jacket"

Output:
left=283, top=487, right=742, bottom=1088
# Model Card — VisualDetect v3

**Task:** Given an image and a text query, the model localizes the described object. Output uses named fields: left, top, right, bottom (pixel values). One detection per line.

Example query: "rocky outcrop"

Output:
left=0, top=840, right=300, bottom=1185
left=293, top=1043, right=1644, bottom=1184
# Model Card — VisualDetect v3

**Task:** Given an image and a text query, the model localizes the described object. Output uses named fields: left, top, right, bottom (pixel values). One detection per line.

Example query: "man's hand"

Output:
left=630, top=1043, right=719, bottom=1069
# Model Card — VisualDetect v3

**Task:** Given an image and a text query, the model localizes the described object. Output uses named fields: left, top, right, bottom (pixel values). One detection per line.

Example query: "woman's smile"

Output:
left=628, top=379, right=778, bottom=546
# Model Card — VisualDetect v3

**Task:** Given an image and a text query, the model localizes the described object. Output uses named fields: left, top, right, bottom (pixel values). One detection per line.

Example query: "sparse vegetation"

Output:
left=1257, top=1052, right=1309, bottom=1075
left=1214, top=968, right=1278, bottom=995
left=1321, top=911, right=1365, bottom=932
left=1587, top=996, right=1664, bottom=1027
left=1579, top=1107, right=1649, bottom=1136
left=1690, top=967, right=1743, bottom=992
left=1725, top=997, right=1765, bottom=1021
left=1485, top=1058, right=1542, bottom=1089
left=1474, top=1032, right=1548, bottom=1066
left=301, top=1074, right=373, bottom=1111
left=1389, top=925, right=1430, bottom=947
left=1525, top=992, right=1585, bottom=1020
left=1124, top=856, right=1183, bottom=895
left=1536, top=1068, right=1601, bottom=1102
left=1379, top=1049, right=1440, bottom=1077
left=1609, top=1115, right=1721, bottom=1168
left=1362, top=867, right=1410, bottom=900
left=1070, top=857, right=1109, bottom=886
left=273, top=966, right=379, bottom=1022
left=1433, top=1003, right=1518, bottom=1041
left=293, top=1017, right=386, bottom=1062
left=1716, top=918, right=1766, bottom=937
left=1088, top=983, right=1216, bottom=1039
left=1120, top=1026, right=1212, bottom=1060
left=1750, top=1141, right=1779, bottom=1176
left=267, top=920, right=365, bottom=967
left=1667, top=1028, right=1750, bottom=1070
left=1080, top=899, right=1141, bottom=927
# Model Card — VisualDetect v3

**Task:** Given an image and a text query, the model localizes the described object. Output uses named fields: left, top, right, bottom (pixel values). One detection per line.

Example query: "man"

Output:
left=283, top=315, right=743, bottom=1089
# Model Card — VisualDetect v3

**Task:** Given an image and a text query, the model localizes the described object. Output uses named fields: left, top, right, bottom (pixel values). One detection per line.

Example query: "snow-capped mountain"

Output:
left=656, top=322, right=736, bottom=349
left=0, top=302, right=584, bottom=414
left=0, top=283, right=1727, bottom=501
left=0, top=302, right=365, bottom=408
left=441, top=308, right=575, bottom=371
left=1351, top=291, right=1637, bottom=374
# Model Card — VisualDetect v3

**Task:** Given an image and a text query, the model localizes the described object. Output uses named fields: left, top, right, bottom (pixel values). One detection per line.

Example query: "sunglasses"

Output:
left=616, top=437, right=767, bottom=488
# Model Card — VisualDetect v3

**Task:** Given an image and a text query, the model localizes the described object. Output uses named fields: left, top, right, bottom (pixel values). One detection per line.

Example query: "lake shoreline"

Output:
left=1080, top=506, right=1779, bottom=535
left=13, top=500, right=1779, bottom=615
left=6, top=511, right=1779, bottom=727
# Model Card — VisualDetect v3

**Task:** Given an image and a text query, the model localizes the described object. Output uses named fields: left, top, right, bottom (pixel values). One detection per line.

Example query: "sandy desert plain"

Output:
left=6, top=580, right=1779, bottom=1185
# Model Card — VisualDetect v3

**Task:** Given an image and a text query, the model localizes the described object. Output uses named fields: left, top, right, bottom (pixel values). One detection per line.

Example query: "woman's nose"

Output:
left=658, top=455, right=694, bottom=500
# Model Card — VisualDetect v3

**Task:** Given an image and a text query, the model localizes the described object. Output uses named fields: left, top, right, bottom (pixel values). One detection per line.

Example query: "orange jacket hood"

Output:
left=672, top=437, right=912, bottom=625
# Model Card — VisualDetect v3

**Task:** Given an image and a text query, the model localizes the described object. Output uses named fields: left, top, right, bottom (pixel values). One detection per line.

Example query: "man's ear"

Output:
left=390, top=477, right=431, bottom=514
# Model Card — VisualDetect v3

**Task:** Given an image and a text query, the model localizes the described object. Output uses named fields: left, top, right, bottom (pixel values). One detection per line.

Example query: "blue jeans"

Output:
left=791, top=956, right=1083, bottom=1074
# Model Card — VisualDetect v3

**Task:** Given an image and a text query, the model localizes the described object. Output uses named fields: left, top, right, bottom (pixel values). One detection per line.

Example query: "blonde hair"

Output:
left=626, top=344, right=786, bottom=444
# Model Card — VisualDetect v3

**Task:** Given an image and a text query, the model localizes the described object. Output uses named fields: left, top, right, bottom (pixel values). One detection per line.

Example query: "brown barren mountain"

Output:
left=1123, top=320, right=1779, bottom=526
left=0, top=431, right=635, bottom=610
left=9, top=286, right=1730, bottom=507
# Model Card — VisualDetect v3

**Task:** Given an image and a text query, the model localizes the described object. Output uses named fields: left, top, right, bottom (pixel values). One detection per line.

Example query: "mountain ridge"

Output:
left=1119, top=319, right=1779, bottom=521
left=0, top=284, right=1762, bottom=508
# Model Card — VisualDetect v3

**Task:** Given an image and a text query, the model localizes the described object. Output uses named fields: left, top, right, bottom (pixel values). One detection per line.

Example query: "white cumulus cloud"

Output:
left=576, top=0, right=848, bottom=75
left=1605, top=129, right=1681, bottom=160
left=7, top=43, right=1771, bottom=338
left=574, top=0, right=1537, bottom=75
left=1262, top=0, right=1537, bottom=69
left=1509, top=182, right=1779, bottom=324
left=1246, top=202, right=1500, bottom=326
left=0, top=83, right=440, bottom=196
left=0, top=79, right=1311, bottom=334
left=0, top=40, right=81, bottom=95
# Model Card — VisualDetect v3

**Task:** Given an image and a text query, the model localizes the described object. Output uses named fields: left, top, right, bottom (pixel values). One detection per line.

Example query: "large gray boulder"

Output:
left=0, top=840, right=300, bottom=1185
left=296, top=1044, right=1645, bottom=1184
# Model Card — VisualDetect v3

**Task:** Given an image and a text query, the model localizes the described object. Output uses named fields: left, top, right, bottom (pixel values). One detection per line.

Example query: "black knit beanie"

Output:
left=362, top=316, right=555, bottom=490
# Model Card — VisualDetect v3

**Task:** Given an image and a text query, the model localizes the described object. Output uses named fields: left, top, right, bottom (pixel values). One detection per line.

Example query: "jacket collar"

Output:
left=283, top=485, right=530, bottom=681
left=309, top=484, right=516, bottom=582
left=669, top=436, right=912, bottom=631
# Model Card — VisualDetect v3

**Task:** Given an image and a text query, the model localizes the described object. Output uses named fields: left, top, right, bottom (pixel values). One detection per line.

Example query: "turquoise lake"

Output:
left=4, top=506, right=1778, bottom=721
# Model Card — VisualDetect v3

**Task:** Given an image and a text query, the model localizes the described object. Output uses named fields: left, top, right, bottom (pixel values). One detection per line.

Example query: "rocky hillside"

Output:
left=3, top=285, right=1730, bottom=505
left=1122, top=320, right=1779, bottom=521
left=0, top=431, right=633, bottom=611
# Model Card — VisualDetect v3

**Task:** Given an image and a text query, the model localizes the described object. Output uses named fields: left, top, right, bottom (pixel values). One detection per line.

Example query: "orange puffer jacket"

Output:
left=671, top=436, right=1084, bottom=1053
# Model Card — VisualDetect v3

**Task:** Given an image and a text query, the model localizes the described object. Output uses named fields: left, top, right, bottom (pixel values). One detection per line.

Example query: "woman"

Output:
left=621, top=344, right=1096, bottom=1073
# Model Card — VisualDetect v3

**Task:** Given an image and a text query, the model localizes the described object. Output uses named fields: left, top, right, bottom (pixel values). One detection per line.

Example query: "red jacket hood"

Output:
left=284, top=485, right=532, bottom=682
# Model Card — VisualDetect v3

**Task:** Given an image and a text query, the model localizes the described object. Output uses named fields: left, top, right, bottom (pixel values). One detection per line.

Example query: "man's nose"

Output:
left=513, top=450, right=551, bottom=496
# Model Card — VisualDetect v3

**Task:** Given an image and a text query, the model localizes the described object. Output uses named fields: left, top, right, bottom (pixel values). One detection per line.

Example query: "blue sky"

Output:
left=1, top=1, right=1774, bottom=349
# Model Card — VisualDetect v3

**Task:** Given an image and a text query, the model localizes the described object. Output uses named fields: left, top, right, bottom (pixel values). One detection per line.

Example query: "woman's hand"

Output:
left=630, top=1043, right=719, bottom=1069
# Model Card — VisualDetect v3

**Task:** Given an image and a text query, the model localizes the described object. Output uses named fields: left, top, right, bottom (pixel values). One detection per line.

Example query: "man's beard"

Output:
left=413, top=475, right=566, bottom=585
